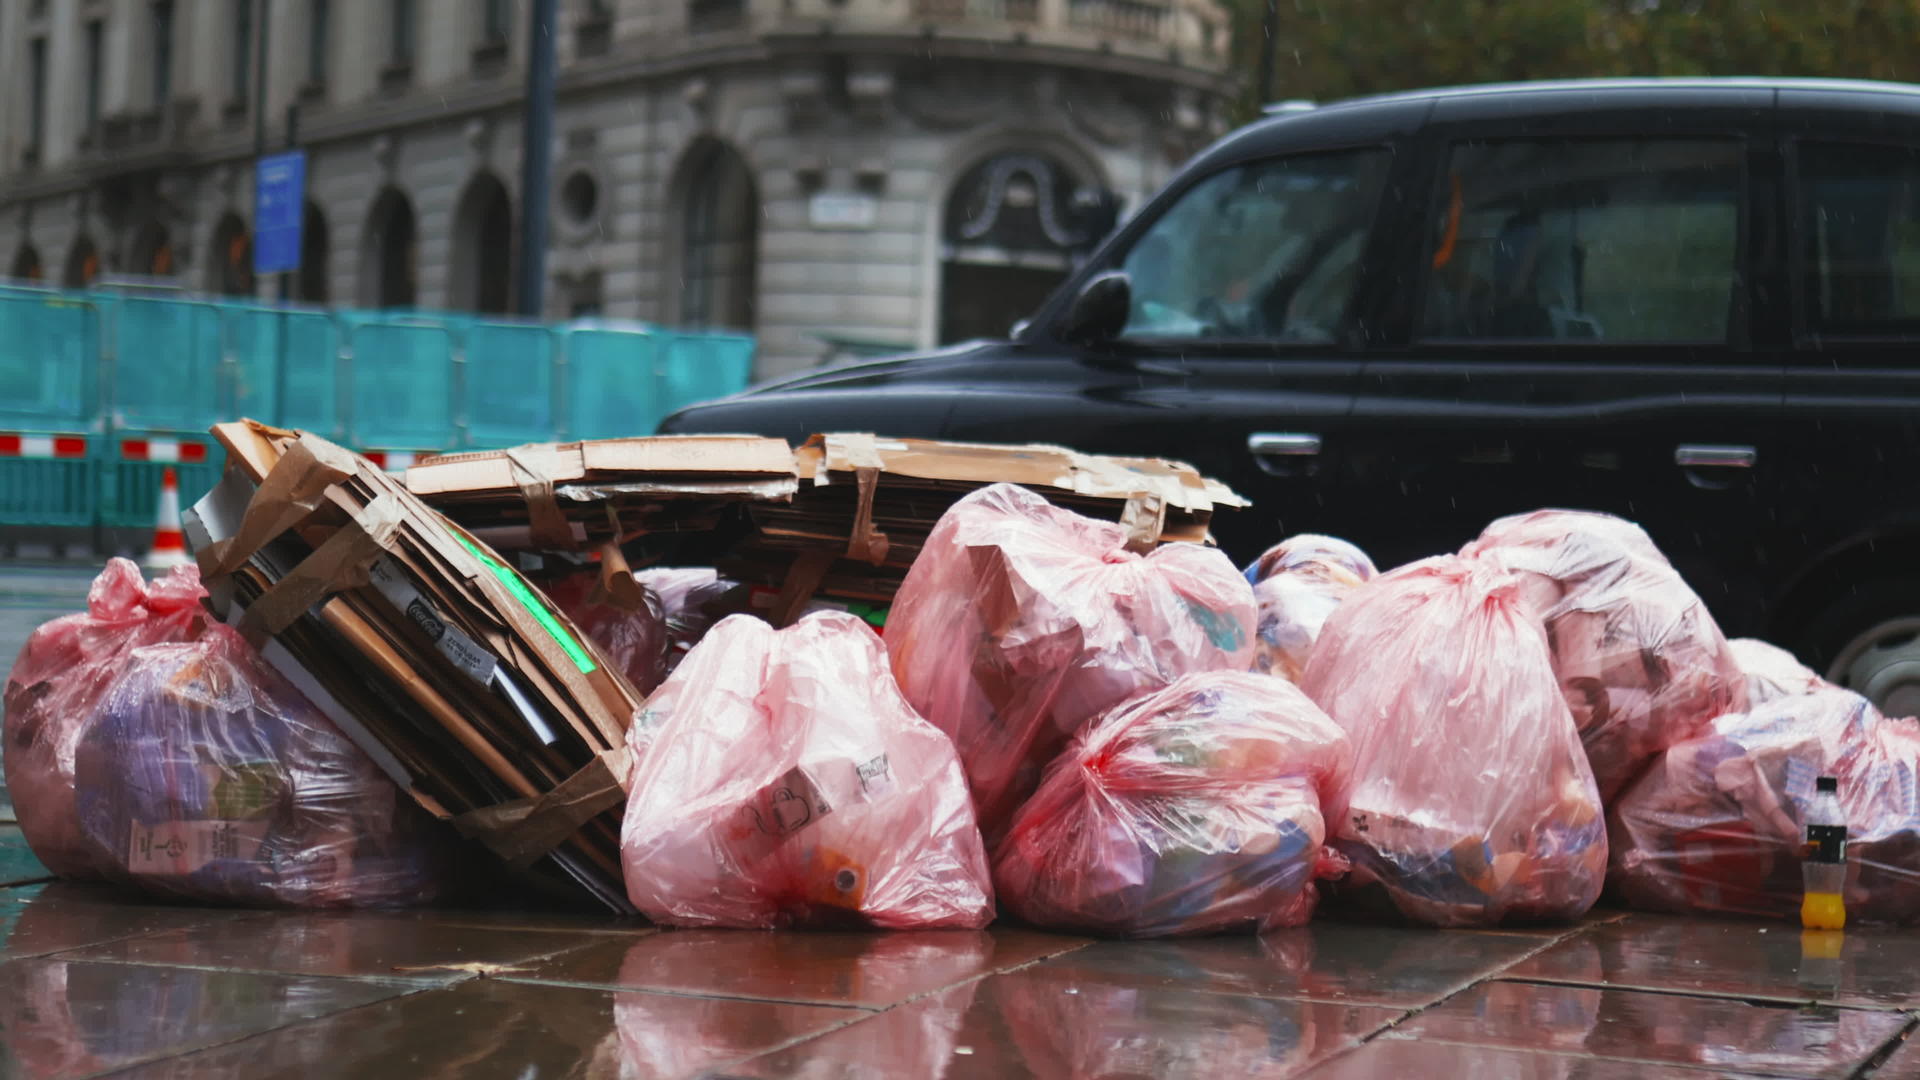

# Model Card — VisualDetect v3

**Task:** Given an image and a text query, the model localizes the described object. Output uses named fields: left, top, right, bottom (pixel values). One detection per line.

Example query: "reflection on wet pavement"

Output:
left=1390, top=979, right=1908, bottom=1078
left=1, top=815, right=1917, bottom=1079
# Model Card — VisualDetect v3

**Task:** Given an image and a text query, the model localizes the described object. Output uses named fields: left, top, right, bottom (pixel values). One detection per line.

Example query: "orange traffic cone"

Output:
left=144, top=466, right=190, bottom=569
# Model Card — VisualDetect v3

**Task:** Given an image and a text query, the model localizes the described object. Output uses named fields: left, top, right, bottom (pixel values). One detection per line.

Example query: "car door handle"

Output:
left=1249, top=433, right=1322, bottom=456
left=1674, top=444, right=1757, bottom=469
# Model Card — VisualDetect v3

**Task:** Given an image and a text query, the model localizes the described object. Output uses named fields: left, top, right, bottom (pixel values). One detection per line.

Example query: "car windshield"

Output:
left=1118, top=149, right=1392, bottom=343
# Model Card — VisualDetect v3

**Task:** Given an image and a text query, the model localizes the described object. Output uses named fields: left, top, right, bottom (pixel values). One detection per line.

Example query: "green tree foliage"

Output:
left=1230, top=0, right=1920, bottom=120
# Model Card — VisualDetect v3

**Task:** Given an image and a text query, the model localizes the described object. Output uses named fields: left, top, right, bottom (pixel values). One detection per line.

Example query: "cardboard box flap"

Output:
left=578, top=435, right=795, bottom=476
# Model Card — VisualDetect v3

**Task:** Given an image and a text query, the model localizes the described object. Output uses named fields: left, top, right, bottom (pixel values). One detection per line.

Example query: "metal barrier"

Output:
left=0, top=289, right=759, bottom=530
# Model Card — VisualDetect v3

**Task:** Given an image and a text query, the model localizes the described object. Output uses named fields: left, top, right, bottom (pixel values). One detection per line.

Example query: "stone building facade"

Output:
left=0, top=0, right=1232, bottom=379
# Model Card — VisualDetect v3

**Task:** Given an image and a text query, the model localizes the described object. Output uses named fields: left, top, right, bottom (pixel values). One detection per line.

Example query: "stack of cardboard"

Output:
left=401, top=436, right=800, bottom=553
left=185, top=421, right=642, bottom=911
left=407, top=432, right=1245, bottom=628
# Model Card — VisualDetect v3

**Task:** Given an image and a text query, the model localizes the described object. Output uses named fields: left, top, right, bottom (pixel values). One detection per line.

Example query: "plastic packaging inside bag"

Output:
left=1464, top=510, right=1747, bottom=801
left=1610, top=686, right=1920, bottom=924
left=1302, top=556, right=1606, bottom=927
left=3, top=558, right=210, bottom=878
left=621, top=611, right=994, bottom=929
left=634, top=567, right=736, bottom=672
left=1729, top=638, right=1829, bottom=706
left=995, top=671, right=1352, bottom=936
left=1248, top=536, right=1375, bottom=683
left=1244, top=534, right=1378, bottom=587
left=72, top=623, right=453, bottom=908
left=542, top=572, right=672, bottom=697
left=887, top=483, right=1257, bottom=840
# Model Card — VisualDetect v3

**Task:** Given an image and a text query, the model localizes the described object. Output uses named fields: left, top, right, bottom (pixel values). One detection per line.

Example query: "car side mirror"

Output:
left=1058, top=271, right=1131, bottom=346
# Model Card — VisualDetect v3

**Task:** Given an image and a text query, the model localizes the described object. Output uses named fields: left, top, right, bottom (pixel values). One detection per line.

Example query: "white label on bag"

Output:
left=127, top=820, right=266, bottom=875
left=368, top=557, right=499, bottom=684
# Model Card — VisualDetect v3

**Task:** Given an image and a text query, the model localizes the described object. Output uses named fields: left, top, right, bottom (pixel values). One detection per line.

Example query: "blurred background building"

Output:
left=0, top=0, right=1231, bottom=378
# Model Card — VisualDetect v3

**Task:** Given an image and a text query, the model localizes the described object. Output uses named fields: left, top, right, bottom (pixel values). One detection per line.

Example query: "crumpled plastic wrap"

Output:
left=887, top=483, right=1257, bottom=839
left=1244, top=533, right=1378, bottom=586
left=634, top=567, right=736, bottom=672
left=72, top=623, right=452, bottom=908
left=621, top=611, right=994, bottom=929
left=1464, top=510, right=1747, bottom=801
left=3, top=558, right=210, bottom=879
left=1729, top=638, right=1829, bottom=706
left=1609, top=686, right=1920, bottom=924
left=1302, top=556, right=1607, bottom=926
left=543, top=572, right=672, bottom=697
left=1247, top=536, right=1376, bottom=683
left=995, top=671, right=1351, bottom=936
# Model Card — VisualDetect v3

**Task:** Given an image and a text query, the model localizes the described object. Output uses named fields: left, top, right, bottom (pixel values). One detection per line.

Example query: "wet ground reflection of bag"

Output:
left=1610, top=686, right=1920, bottom=924
left=995, top=672, right=1351, bottom=937
left=888, top=483, right=1256, bottom=841
left=1465, top=510, right=1747, bottom=801
left=73, top=624, right=453, bottom=908
left=3, top=559, right=210, bottom=879
left=621, top=611, right=993, bottom=929
left=1303, top=556, right=1606, bottom=927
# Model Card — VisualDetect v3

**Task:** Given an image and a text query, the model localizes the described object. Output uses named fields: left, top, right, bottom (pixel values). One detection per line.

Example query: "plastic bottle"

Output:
left=1800, top=775, right=1847, bottom=931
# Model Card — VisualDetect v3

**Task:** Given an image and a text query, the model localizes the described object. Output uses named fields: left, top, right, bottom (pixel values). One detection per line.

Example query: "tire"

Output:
left=1796, top=577, right=1920, bottom=718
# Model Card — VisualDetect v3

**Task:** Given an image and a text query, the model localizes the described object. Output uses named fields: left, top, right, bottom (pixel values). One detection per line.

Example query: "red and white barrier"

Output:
left=0, top=433, right=87, bottom=458
left=119, top=437, right=208, bottom=464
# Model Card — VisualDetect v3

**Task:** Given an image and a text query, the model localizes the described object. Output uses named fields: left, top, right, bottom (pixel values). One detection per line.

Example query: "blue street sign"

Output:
left=253, top=150, right=307, bottom=274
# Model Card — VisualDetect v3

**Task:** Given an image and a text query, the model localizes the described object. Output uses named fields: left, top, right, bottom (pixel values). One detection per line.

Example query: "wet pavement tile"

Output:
left=507, top=926, right=1090, bottom=1009
left=1504, top=913, right=1920, bottom=1010
left=0, top=881, right=261, bottom=962
left=1388, top=978, right=1909, bottom=1079
left=64, top=909, right=614, bottom=982
left=1301, top=1039, right=1773, bottom=1079
left=1021, top=920, right=1555, bottom=1007
left=716, top=962, right=1401, bottom=1079
left=0, top=952, right=418, bottom=1078
left=0, top=825, right=50, bottom=886
left=108, top=977, right=864, bottom=1080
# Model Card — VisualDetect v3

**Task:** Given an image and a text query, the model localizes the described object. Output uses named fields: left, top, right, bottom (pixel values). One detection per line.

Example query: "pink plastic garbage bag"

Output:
left=1248, top=536, right=1376, bottom=683
left=1609, top=686, right=1920, bottom=924
left=1730, top=638, right=1829, bottom=706
left=621, top=611, right=994, bottom=929
left=995, top=671, right=1351, bottom=936
left=888, top=483, right=1256, bottom=839
left=1464, top=509, right=1747, bottom=800
left=543, top=572, right=672, bottom=697
left=72, top=623, right=452, bottom=908
left=1244, top=533, right=1377, bottom=586
left=3, top=558, right=210, bottom=878
left=1302, top=556, right=1607, bottom=927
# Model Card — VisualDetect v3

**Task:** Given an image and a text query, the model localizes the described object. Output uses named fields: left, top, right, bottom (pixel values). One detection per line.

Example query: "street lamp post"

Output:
left=517, top=0, right=559, bottom=318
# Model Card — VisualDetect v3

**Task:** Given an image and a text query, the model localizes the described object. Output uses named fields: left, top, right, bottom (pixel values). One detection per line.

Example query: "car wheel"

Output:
left=1801, top=579, right=1920, bottom=718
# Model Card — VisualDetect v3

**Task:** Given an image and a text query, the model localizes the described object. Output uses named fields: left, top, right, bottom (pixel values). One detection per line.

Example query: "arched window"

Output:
left=938, top=151, right=1107, bottom=344
left=675, top=140, right=758, bottom=330
left=209, top=213, right=255, bottom=295
left=63, top=236, right=100, bottom=288
left=451, top=173, right=513, bottom=314
left=129, top=221, right=175, bottom=278
left=360, top=187, right=416, bottom=308
left=10, top=243, right=42, bottom=282
left=298, top=201, right=330, bottom=303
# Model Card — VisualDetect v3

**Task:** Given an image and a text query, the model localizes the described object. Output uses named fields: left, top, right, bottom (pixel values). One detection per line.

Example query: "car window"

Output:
left=1798, top=141, right=1920, bottom=334
left=1419, top=138, right=1743, bottom=344
left=1118, top=149, right=1391, bottom=344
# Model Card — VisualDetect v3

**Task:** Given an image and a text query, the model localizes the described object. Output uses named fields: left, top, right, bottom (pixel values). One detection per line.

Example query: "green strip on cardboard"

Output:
left=450, top=532, right=598, bottom=675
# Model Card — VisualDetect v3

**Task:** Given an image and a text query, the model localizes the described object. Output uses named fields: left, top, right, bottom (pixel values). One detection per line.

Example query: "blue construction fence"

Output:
left=0, top=285, right=755, bottom=531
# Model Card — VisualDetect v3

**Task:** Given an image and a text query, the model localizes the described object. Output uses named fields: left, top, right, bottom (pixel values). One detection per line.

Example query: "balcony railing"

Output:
left=911, top=0, right=1038, bottom=23
left=1067, top=0, right=1168, bottom=39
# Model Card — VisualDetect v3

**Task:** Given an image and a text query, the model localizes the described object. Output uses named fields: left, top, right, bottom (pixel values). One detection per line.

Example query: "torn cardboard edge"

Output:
left=404, top=435, right=799, bottom=497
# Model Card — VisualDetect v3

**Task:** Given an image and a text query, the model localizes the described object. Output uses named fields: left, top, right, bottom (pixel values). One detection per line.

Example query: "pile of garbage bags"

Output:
left=4, top=559, right=453, bottom=908
left=14, top=486, right=1917, bottom=934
